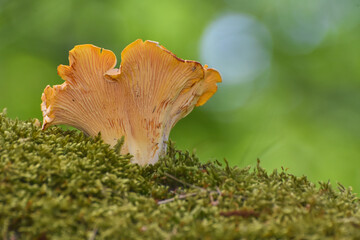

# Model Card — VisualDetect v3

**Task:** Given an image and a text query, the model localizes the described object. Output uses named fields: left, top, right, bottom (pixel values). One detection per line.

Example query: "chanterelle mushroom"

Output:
left=41, top=39, right=221, bottom=165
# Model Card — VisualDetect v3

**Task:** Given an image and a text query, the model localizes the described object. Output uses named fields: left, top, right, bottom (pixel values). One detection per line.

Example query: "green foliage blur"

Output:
left=0, top=0, right=359, bottom=193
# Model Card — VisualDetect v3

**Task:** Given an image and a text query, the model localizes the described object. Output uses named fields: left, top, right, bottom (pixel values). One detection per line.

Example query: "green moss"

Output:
left=1, top=110, right=360, bottom=239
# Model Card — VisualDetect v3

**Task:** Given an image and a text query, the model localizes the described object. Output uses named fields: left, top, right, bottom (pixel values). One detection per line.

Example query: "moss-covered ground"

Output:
left=1, top=110, right=360, bottom=239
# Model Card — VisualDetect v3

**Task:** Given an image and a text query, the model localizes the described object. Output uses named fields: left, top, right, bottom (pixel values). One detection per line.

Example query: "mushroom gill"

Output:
left=41, top=39, right=221, bottom=165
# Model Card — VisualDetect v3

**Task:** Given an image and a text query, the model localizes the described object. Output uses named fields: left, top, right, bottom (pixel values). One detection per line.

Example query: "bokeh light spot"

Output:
left=200, top=13, right=272, bottom=112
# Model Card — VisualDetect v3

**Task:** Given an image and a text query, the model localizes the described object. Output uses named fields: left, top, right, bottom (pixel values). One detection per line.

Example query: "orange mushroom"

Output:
left=41, top=39, right=221, bottom=165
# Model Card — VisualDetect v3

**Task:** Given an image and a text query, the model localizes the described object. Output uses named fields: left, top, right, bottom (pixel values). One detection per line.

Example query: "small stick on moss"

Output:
left=157, top=193, right=199, bottom=204
left=164, top=172, right=205, bottom=191
left=88, top=228, right=98, bottom=240
left=160, top=172, right=225, bottom=205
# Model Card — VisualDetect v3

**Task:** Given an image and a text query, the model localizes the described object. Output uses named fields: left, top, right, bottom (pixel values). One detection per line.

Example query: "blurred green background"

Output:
left=1, top=0, right=359, bottom=193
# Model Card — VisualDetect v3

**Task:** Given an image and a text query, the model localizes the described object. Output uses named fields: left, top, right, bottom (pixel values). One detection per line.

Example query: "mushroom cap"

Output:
left=41, top=39, right=221, bottom=165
